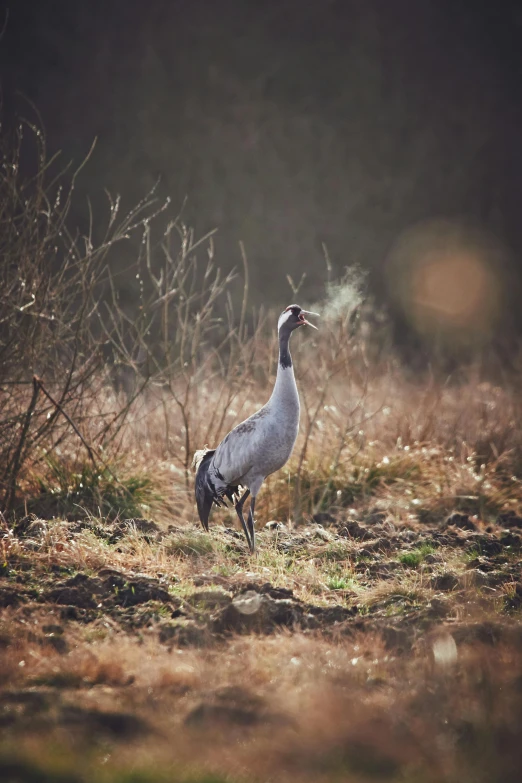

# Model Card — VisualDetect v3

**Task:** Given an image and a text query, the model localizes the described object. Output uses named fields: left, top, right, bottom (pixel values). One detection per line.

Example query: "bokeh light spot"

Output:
left=386, top=220, right=505, bottom=346
left=411, top=250, right=493, bottom=328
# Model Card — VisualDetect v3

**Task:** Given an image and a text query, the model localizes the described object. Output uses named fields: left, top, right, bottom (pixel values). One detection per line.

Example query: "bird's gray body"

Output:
left=211, top=363, right=300, bottom=497
left=194, top=304, right=317, bottom=551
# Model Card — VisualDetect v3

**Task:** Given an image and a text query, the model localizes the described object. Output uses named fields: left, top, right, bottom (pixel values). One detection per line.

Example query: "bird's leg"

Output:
left=246, top=496, right=256, bottom=553
left=235, top=489, right=251, bottom=551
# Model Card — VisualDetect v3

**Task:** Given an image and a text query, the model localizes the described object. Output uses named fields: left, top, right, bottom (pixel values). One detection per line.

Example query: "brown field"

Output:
left=2, top=343, right=522, bottom=783
left=1, top=130, right=522, bottom=782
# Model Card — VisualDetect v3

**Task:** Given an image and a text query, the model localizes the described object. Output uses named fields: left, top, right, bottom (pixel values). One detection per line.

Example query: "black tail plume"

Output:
left=194, top=449, right=216, bottom=531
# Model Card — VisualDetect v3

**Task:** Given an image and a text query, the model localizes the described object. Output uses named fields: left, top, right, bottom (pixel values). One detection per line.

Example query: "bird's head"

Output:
left=277, top=304, right=319, bottom=333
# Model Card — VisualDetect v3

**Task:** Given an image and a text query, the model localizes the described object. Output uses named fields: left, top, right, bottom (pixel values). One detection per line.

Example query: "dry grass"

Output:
left=2, top=311, right=522, bottom=781
left=1, top=607, right=522, bottom=782
left=1, top=121, right=522, bottom=782
left=17, top=329, right=522, bottom=530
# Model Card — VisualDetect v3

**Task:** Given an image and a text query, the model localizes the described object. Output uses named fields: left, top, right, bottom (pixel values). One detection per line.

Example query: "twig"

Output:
left=238, top=241, right=249, bottom=343
left=34, top=376, right=99, bottom=468
left=2, top=377, right=40, bottom=515
left=35, top=377, right=135, bottom=501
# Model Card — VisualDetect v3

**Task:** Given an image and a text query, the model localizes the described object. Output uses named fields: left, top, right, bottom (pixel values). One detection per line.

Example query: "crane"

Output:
left=193, top=304, right=318, bottom=552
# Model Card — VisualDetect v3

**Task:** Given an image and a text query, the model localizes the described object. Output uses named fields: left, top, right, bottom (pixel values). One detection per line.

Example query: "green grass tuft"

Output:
left=24, top=456, right=156, bottom=521
left=398, top=543, right=436, bottom=568
left=326, top=574, right=357, bottom=591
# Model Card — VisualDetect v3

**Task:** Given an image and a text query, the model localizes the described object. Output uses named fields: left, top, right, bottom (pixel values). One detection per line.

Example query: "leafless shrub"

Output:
left=0, top=119, right=251, bottom=517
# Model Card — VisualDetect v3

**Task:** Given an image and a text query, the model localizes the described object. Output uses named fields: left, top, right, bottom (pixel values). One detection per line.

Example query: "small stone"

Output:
left=432, top=632, right=458, bottom=667
left=264, top=520, right=286, bottom=531
left=312, top=525, right=334, bottom=542
left=232, top=591, right=264, bottom=615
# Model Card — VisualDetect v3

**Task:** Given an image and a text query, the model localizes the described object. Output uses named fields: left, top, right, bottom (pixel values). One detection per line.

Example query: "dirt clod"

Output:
left=429, top=572, right=460, bottom=591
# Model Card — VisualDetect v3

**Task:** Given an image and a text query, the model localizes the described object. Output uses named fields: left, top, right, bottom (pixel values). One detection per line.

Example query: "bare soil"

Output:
left=1, top=508, right=522, bottom=782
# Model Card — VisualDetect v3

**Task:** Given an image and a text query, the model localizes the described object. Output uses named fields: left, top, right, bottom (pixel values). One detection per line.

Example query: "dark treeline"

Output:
left=2, top=0, right=522, bottom=362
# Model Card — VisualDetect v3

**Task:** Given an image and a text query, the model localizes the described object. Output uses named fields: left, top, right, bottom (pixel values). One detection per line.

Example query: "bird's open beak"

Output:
left=299, top=310, right=319, bottom=329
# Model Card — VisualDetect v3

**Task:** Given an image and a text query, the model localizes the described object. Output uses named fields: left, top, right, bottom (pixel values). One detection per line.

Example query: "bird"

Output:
left=192, top=304, right=318, bottom=553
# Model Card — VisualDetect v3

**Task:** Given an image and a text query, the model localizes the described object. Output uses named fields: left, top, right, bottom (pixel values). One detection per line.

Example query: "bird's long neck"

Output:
left=270, top=327, right=299, bottom=410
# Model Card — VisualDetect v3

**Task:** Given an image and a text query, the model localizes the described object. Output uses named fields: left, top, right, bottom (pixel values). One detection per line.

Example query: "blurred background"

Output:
left=2, top=0, right=522, bottom=367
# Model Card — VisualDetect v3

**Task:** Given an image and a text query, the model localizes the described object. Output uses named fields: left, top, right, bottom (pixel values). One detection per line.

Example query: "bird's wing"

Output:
left=194, top=449, right=216, bottom=530
left=212, top=408, right=270, bottom=484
